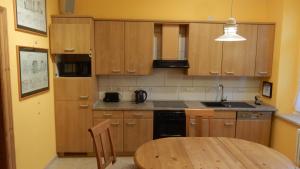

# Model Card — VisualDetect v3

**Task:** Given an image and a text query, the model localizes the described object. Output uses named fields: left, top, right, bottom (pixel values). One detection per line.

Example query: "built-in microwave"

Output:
left=56, top=54, right=91, bottom=77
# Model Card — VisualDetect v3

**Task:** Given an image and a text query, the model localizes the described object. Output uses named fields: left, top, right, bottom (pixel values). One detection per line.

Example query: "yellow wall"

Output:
left=75, top=0, right=269, bottom=21
left=265, top=0, right=300, bottom=163
left=0, top=0, right=58, bottom=169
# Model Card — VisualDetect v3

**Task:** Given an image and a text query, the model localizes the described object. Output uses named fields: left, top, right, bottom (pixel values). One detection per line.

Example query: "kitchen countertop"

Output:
left=93, top=100, right=277, bottom=112
left=275, top=113, right=300, bottom=126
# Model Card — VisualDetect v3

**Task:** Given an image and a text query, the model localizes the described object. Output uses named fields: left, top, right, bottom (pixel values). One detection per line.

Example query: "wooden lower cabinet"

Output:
left=210, top=119, right=236, bottom=137
left=94, top=118, right=124, bottom=153
left=55, top=101, right=93, bottom=153
left=124, top=118, right=153, bottom=153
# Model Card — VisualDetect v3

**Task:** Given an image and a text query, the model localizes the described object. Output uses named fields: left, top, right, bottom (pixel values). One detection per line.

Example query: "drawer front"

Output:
left=93, top=111, right=123, bottom=119
left=124, top=111, right=153, bottom=119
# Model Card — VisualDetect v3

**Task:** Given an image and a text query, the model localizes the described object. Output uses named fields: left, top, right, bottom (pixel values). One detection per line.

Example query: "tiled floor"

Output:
left=47, top=157, right=136, bottom=169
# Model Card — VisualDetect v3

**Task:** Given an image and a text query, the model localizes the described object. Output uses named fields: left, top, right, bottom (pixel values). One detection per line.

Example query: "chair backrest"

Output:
left=89, top=120, right=116, bottom=169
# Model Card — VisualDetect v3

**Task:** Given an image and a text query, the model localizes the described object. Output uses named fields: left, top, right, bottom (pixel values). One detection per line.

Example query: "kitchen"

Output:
left=0, top=0, right=300, bottom=169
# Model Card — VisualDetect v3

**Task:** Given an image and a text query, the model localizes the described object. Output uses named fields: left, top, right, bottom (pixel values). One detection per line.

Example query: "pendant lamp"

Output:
left=215, top=0, right=246, bottom=42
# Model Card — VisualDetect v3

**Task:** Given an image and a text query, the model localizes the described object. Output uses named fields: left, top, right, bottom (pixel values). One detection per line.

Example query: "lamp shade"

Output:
left=215, top=18, right=246, bottom=42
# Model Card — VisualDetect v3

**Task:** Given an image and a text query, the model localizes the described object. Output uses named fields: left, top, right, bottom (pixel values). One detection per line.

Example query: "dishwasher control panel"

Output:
left=237, top=112, right=272, bottom=120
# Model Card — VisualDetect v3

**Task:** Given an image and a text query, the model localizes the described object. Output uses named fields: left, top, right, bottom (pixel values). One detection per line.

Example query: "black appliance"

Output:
left=154, top=110, right=186, bottom=139
left=58, top=61, right=91, bottom=77
left=153, top=60, right=189, bottom=68
left=103, top=92, right=120, bottom=102
left=134, top=90, right=147, bottom=104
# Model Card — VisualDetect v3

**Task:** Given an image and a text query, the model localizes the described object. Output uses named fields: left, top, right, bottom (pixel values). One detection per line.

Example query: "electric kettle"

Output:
left=135, top=90, right=147, bottom=104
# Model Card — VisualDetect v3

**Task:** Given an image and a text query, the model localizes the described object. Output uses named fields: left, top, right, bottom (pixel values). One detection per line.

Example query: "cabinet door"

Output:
left=125, top=22, right=153, bottom=75
left=189, top=118, right=209, bottom=137
left=54, top=78, right=92, bottom=101
left=95, top=21, right=125, bottom=75
left=94, top=119, right=124, bottom=153
left=50, top=22, right=91, bottom=54
left=188, top=23, right=223, bottom=76
left=236, top=119, right=271, bottom=146
left=55, top=101, right=93, bottom=153
left=255, top=25, right=275, bottom=77
left=222, top=24, right=258, bottom=76
left=124, top=119, right=153, bottom=152
left=210, top=119, right=236, bottom=137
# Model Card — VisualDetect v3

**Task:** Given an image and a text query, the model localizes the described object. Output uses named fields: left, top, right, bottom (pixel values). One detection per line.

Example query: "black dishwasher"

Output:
left=153, top=110, right=186, bottom=139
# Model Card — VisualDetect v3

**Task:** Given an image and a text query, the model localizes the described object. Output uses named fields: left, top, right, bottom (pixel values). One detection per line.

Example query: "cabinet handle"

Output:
left=133, top=113, right=143, bottom=118
left=111, top=123, right=120, bottom=126
left=225, top=72, right=235, bottom=75
left=103, top=113, right=113, bottom=117
left=64, top=48, right=75, bottom=52
left=79, top=105, right=89, bottom=109
left=259, top=71, right=268, bottom=75
left=127, top=69, right=136, bottom=73
left=224, top=122, right=235, bottom=126
left=190, top=122, right=197, bottom=126
left=79, top=96, right=89, bottom=100
left=112, top=69, right=121, bottom=73
left=126, top=122, right=136, bottom=126
left=209, top=71, right=220, bottom=75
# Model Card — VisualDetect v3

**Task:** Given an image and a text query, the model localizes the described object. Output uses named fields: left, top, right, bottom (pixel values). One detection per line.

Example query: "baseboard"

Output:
left=44, top=155, right=57, bottom=169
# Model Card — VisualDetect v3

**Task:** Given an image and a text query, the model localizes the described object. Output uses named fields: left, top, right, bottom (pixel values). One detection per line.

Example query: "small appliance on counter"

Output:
left=103, top=92, right=120, bottom=102
left=134, top=90, right=147, bottom=104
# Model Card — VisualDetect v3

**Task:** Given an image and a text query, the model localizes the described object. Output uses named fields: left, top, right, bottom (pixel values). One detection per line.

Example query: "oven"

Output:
left=153, top=110, right=186, bottom=139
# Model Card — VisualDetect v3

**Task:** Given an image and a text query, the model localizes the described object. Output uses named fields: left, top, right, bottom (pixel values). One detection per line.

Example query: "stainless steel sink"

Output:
left=201, top=101, right=255, bottom=108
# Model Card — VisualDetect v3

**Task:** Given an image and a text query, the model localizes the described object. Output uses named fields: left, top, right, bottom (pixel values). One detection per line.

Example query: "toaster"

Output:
left=103, top=92, right=120, bottom=102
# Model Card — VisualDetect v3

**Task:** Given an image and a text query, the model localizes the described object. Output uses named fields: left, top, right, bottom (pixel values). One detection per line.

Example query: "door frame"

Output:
left=0, top=6, right=16, bottom=169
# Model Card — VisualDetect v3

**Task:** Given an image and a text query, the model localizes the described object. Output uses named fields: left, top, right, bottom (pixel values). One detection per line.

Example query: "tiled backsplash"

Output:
left=98, top=69, right=261, bottom=101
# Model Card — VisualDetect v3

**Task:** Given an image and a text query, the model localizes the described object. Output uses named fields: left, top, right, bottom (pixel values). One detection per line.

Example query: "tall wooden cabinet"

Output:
left=255, top=25, right=275, bottom=77
left=188, top=23, right=223, bottom=76
left=54, top=78, right=94, bottom=153
left=125, top=22, right=154, bottom=75
left=50, top=17, right=93, bottom=54
left=95, top=21, right=125, bottom=75
left=222, top=24, right=258, bottom=76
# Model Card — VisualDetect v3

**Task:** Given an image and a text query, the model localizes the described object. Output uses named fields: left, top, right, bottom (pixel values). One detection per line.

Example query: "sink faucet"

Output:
left=218, top=84, right=227, bottom=102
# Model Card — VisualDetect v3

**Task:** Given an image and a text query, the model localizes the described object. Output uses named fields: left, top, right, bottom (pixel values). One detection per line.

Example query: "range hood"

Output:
left=153, top=60, right=189, bottom=68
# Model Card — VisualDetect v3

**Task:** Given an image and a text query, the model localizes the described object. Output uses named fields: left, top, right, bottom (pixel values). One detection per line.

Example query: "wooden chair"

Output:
left=89, top=120, right=116, bottom=169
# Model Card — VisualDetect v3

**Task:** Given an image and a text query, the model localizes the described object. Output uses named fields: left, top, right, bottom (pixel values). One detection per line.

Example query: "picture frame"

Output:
left=262, top=81, right=273, bottom=98
left=17, top=46, right=49, bottom=100
left=14, top=0, right=47, bottom=36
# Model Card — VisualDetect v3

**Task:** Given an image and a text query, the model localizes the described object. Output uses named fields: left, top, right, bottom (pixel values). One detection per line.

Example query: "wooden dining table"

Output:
left=134, top=137, right=297, bottom=169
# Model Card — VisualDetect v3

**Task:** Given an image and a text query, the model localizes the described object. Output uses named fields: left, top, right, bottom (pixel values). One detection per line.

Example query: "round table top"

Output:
left=134, top=137, right=296, bottom=169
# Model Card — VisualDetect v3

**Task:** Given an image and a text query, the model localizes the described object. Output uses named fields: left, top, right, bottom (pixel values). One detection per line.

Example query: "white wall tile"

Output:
left=165, top=69, right=193, bottom=87
left=97, top=69, right=261, bottom=101
left=178, top=87, right=205, bottom=100
left=136, top=69, right=165, bottom=87
left=150, top=87, right=179, bottom=100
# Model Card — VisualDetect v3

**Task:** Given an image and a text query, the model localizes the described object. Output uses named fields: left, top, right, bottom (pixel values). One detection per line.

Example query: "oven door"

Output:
left=154, top=110, right=186, bottom=139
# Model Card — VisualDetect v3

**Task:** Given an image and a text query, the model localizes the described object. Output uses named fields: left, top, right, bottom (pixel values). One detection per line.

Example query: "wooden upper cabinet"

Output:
left=50, top=17, right=93, bottom=54
left=95, top=21, right=125, bottom=75
left=188, top=23, right=223, bottom=76
left=255, top=25, right=275, bottom=77
left=222, top=24, right=258, bottom=76
left=125, top=22, right=154, bottom=75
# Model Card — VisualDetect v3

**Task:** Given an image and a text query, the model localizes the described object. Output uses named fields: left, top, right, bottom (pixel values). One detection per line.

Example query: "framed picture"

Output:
left=262, top=81, right=273, bottom=98
left=17, top=46, right=49, bottom=100
left=14, top=0, right=47, bottom=36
